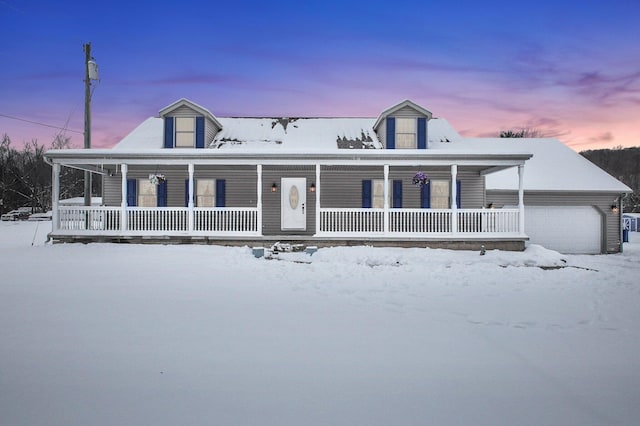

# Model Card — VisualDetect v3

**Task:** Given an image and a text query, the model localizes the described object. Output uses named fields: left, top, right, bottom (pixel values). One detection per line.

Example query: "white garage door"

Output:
left=525, top=206, right=602, bottom=254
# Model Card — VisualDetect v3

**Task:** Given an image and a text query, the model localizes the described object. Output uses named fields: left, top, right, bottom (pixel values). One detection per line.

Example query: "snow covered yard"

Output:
left=1, top=222, right=639, bottom=426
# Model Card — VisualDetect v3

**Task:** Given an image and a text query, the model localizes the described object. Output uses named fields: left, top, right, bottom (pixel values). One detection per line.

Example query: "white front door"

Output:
left=281, top=178, right=306, bottom=230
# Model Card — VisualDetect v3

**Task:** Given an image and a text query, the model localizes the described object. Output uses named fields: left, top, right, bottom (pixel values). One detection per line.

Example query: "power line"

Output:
left=0, top=113, right=84, bottom=134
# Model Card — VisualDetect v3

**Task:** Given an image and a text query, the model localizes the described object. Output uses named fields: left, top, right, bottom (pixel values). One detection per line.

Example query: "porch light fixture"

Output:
left=271, top=183, right=278, bottom=192
left=611, top=204, right=619, bottom=213
left=310, top=183, right=316, bottom=192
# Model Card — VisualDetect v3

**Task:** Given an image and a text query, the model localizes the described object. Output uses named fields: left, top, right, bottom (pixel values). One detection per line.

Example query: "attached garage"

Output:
left=483, top=138, right=631, bottom=254
left=524, top=206, right=602, bottom=254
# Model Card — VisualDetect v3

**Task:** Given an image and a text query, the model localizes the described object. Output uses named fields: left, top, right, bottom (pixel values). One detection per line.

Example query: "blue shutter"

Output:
left=216, top=179, right=226, bottom=207
left=386, top=117, right=395, bottom=149
left=164, top=117, right=174, bottom=148
left=417, top=117, right=427, bottom=149
left=393, top=180, right=402, bottom=208
left=157, top=181, right=167, bottom=207
left=362, top=180, right=372, bottom=208
left=185, top=179, right=189, bottom=207
left=420, top=182, right=431, bottom=208
left=195, top=116, right=205, bottom=149
left=126, top=179, right=137, bottom=206
left=456, top=180, right=461, bottom=208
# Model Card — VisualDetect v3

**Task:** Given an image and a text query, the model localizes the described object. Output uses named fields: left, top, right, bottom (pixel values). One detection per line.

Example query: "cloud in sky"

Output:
left=1, top=0, right=639, bottom=152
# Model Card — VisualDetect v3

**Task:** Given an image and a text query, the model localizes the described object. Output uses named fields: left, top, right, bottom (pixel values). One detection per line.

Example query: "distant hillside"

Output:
left=580, top=147, right=640, bottom=212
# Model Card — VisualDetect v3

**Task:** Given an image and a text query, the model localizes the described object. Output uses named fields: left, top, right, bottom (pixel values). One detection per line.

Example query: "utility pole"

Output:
left=83, top=42, right=98, bottom=206
left=83, top=42, right=92, bottom=206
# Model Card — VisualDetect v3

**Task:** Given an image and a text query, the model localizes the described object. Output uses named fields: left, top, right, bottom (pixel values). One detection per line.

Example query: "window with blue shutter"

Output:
left=420, top=182, right=431, bottom=208
left=417, top=117, right=427, bottom=149
left=386, top=117, right=395, bottom=149
left=393, top=180, right=402, bottom=208
left=164, top=117, right=174, bottom=148
left=456, top=180, right=461, bottom=208
left=195, top=116, right=205, bottom=149
left=216, top=179, right=226, bottom=207
left=157, top=181, right=167, bottom=207
left=362, top=180, right=372, bottom=208
left=126, top=179, right=137, bottom=206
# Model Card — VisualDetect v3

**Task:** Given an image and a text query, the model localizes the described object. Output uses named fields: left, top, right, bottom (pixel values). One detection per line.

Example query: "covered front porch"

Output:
left=46, top=150, right=531, bottom=248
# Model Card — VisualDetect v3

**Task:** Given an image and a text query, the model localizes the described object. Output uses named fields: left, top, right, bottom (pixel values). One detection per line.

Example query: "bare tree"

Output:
left=499, top=128, right=544, bottom=138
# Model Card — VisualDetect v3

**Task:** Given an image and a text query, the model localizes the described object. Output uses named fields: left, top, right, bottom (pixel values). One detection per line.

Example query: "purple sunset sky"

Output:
left=1, top=0, right=639, bottom=151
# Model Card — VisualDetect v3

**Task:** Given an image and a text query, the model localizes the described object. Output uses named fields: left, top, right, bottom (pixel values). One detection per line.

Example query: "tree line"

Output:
left=0, top=134, right=100, bottom=214
left=580, top=147, right=640, bottom=213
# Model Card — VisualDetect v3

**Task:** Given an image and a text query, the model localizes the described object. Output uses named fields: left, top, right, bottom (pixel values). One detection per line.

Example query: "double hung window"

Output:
left=175, top=117, right=195, bottom=147
left=395, top=118, right=416, bottom=149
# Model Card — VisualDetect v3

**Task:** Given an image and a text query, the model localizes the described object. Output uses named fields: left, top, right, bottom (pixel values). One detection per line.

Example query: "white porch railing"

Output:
left=59, top=206, right=121, bottom=231
left=57, top=206, right=259, bottom=235
left=457, top=209, right=520, bottom=233
left=194, top=207, right=259, bottom=233
left=390, top=209, right=452, bottom=233
left=56, top=206, right=521, bottom=237
left=319, top=208, right=521, bottom=235
left=320, top=208, right=385, bottom=233
left=128, top=207, right=188, bottom=232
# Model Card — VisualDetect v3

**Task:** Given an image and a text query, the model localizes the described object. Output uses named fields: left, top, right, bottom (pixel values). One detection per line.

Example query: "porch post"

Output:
left=518, top=164, right=525, bottom=235
left=315, top=163, right=320, bottom=235
left=383, top=164, right=389, bottom=234
left=121, top=163, right=128, bottom=233
left=51, top=162, right=60, bottom=232
left=451, top=164, right=458, bottom=233
left=188, top=163, right=194, bottom=232
left=257, top=164, right=263, bottom=235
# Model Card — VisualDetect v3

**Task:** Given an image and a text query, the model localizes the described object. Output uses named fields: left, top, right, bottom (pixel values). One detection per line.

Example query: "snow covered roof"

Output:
left=113, top=118, right=163, bottom=150
left=108, top=105, right=629, bottom=194
left=472, top=138, right=631, bottom=193
left=59, top=197, right=103, bottom=206
left=211, top=117, right=382, bottom=151
left=113, top=116, right=461, bottom=151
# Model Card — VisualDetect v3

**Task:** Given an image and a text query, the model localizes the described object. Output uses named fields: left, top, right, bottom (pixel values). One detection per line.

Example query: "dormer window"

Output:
left=395, top=118, right=416, bottom=149
left=175, top=117, right=195, bottom=147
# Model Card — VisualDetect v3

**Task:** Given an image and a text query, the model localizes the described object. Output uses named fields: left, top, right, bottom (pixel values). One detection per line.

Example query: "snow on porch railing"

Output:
left=194, top=207, right=258, bottom=233
left=457, top=209, right=520, bottom=233
left=320, top=208, right=384, bottom=233
left=127, top=207, right=188, bottom=232
left=389, top=209, right=452, bottom=233
left=58, top=206, right=121, bottom=231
